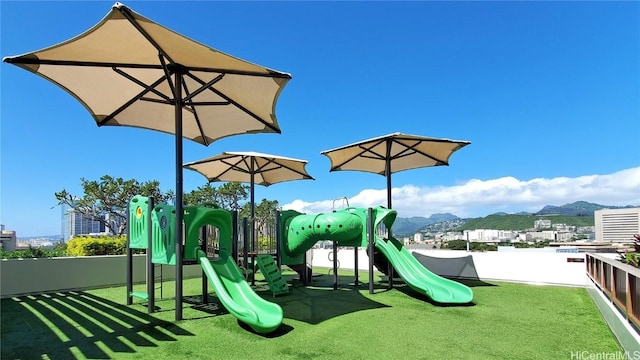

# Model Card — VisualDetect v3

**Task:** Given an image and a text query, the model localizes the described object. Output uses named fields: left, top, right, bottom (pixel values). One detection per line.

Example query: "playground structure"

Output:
left=126, top=195, right=474, bottom=334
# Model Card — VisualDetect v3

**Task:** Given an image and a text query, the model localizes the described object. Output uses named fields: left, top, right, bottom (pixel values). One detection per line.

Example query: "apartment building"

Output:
left=534, top=219, right=552, bottom=229
left=61, top=206, right=106, bottom=241
left=595, top=208, right=640, bottom=243
left=462, top=229, right=518, bottom=243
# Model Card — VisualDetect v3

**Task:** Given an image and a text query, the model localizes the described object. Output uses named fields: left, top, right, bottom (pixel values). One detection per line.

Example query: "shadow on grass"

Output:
left=0, top=291, right=193, bottom=359
left=237, top=320, right=295, bottom=338
left=182, top=294, right=230, bottom=320
left=455, top=278, right=498, bottom=287
left=266, top=275, right=391, bottom=325
left=181, top=291, right=298, bottom=338
left=376, top=274, right=494, bottom=307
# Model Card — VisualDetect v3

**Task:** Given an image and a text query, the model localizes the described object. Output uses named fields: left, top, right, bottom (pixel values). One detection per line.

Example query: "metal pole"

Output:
left=126, top=200, right=133, bottom=305
left=147, top=197, right=155, bottom=313
left=243, top=217, right=249, bottom=281
left=201, top=225, right=208, bottom=304
left=250, top=161, right=255, bottom=255
left=250, top=162, right=256, bottom=286
left=368, top=208, right=374, bottom=294
left=354, top=247, right=359, bottom=286
left=386, top=150, right=392, bottom=210
left=174, top=72, right=184, bottom=321
left=385, top=143, right=394, bottom=289
left=302, top=251, right=308, bottom=286
left=275, top=211, right=281, bottom=269
left=466, top=231, right=470, bottom=252
left=232, top=211, right=238, bottom=261
left=333, top=241, right=338, bottom=290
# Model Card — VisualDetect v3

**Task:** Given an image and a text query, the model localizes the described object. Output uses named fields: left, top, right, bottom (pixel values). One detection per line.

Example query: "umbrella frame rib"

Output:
left=3, top=58, right=293, bottom=78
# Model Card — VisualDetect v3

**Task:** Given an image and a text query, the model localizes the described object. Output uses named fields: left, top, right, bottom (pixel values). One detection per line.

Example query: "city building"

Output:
left=61, top=205, right=106, bottom=241
left=524, top=230, right=557, bottom=241
left=534, top=219, right=552, bottom=230
left=0, top=225, right=17, bottom=251
left=440, top=232, right=464, bottom=241
left=595, top=208, right=640, bottom=243
left=462, top=229, right=519, bottom=243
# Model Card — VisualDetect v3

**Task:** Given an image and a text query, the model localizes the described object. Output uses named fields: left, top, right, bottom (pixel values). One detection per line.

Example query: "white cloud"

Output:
left=282, top=167, right=640, bottom=218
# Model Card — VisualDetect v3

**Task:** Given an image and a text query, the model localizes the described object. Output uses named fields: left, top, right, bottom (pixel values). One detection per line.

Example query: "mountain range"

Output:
left=391, top=201, right=637, bottom=236
left=534, top=201, right=636, bottom=216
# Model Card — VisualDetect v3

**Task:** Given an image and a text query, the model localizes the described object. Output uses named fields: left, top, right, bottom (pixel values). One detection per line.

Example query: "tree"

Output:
left=218, top=182, right=249, bottom=211
left=55, top=175, right=174, bottom=236
left=184, top=183, right=220, bottom=207
left=184, top=182, right=250, bottom=211
left=444, top=240, right=468, bottom=250
left=241, top=198, right=279, bottom=251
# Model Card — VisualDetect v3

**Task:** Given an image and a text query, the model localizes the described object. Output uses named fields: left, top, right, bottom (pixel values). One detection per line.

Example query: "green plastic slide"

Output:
left=195, top=249, right=283, bottom=333
left=374, top=236, right=474, bottom=304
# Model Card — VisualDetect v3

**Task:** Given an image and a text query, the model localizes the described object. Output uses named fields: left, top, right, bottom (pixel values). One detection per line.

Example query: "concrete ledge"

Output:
left=0, top=255, right=202, bottom=298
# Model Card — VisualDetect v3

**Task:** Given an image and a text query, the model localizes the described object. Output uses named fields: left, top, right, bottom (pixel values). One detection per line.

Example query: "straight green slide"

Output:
left=375, top=236, right=474, bottom=304
left=195, top=249, right=283, bottom=333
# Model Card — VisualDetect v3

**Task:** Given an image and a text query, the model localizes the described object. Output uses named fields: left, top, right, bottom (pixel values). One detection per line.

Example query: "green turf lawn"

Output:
left=1, top=269, right=621, bottom=359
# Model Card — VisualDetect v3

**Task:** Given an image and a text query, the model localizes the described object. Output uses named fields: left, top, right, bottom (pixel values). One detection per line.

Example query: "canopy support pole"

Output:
left=175, top=72, right=184, bottom=321
left=385, top=140, right=394, bottom=289
left=250, top=160, right=256, bottom=286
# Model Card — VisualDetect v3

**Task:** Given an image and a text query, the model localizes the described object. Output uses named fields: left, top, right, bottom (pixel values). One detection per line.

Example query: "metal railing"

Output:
left=586, top=253, right=640, bottom=329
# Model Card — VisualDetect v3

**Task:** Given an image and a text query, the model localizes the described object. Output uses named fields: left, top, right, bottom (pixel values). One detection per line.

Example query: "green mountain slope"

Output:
left=535, top=201, right=634, bottom=216
left=392, top=213, right=458, bottom=236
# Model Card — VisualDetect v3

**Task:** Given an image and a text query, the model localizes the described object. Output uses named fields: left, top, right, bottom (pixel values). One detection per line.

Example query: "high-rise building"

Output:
left=595, top=208, right=640, bottom=243
left=61, top=204, right=106, bottom=241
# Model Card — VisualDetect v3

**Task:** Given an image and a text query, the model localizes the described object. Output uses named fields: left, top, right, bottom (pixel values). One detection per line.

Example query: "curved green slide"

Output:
left=195, top=249, right=283, bottom=334
left=374, top=236, right=474, bottom=304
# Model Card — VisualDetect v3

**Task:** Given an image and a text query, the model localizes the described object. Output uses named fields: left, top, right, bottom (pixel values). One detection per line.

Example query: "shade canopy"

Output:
left=3, top=2, right=290, bottom=145
left=3, top=2, right=291, bottom=321
left=184, top=151, right=314, bottom=262
left=184, top=151, right=314, bottom=187
left=320, top=132, right=470, bottom=208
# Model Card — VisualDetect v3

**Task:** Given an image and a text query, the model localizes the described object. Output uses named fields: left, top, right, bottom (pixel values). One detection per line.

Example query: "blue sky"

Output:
left=1, top=1, right=639, bottom=237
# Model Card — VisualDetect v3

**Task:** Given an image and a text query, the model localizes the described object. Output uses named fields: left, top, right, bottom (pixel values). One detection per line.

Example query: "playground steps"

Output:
left=255, top=255, right=289, bottom=297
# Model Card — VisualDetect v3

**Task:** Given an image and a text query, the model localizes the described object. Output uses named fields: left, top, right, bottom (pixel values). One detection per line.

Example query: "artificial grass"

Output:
left=1, top=269, right=622, bottom=359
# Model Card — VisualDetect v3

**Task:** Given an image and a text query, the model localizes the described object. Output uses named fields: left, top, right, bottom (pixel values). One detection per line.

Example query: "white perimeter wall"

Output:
left=310, top=248, right=591, bottom=286
left=0, top=255, right=202, bottom=298
left=0, top=249, right=598, bottom=298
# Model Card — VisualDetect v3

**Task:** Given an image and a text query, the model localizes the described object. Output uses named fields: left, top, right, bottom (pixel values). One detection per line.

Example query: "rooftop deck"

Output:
left=0, top=250, right=636, bottom=359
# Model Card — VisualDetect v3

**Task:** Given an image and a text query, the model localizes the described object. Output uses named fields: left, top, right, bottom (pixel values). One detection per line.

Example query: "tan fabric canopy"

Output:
left=321, top=132, right=470, bottom=208
left=3, top=2, right=290, bottom=145
left=184, top=151, right=314, bottom=187
left=184, top=151, right=314, bottom=262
